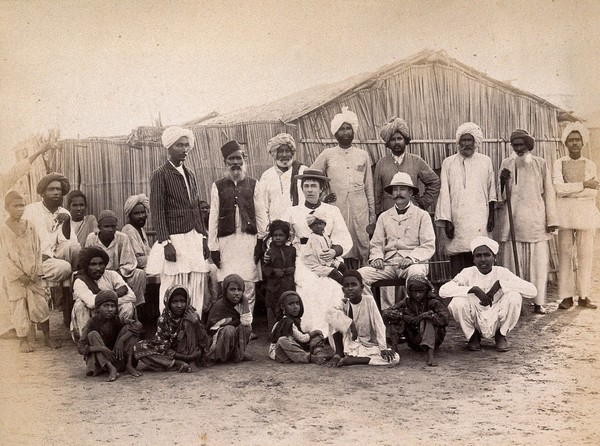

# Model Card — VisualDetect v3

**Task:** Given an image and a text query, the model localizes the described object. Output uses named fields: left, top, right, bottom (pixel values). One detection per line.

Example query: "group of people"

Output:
left=1, top=107, right=598, bottom=380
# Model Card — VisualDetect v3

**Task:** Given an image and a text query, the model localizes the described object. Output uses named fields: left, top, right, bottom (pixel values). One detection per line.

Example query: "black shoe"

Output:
left=558, top=297, right=574, bottom=309
left=578, top=297, right=597, bottom=309
left=533, top=304, right=547, bottom=314
left=467, top=330, right=481, bottom=351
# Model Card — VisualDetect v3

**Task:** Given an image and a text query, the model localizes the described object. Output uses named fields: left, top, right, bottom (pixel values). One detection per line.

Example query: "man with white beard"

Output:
left=208, top=140, right=268, bottom=338
left=498, top=129, right=558, bottom=314
left=259, top=133, right=306, bottom=223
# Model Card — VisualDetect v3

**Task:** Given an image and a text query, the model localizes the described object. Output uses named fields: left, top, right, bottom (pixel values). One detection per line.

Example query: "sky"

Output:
left=1, top=0, right=599, bottom=167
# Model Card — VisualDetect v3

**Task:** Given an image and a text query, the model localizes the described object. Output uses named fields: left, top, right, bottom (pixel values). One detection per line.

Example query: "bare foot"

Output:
left=106, top=370, right=119, bottom=382
left=44, top=338, right=61, bottom=349
left=19, top=338, right=34, bottom=353
left=188, top=362, right=199, bottom=372
left=326, top=355, right=340, bottom=368
left=176, top=361, right=192, bottom=373
left=426, top=349, right=438, bottom=367
left=336, top=356, right=350, bottom=367
left=310, top=354, right=327, bottom=365
left=126, top=364, right=142, bottom=377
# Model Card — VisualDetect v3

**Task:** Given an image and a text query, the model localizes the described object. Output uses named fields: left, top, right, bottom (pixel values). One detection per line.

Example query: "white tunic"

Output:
left=259, top=164, right=306, bottom=222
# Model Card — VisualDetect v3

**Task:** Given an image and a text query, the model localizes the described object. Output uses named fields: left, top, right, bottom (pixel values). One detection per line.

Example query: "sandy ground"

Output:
left=1, top=245, right=600, bottom=446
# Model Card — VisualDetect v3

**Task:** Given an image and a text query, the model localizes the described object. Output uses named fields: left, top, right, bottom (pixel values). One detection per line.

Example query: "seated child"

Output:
left=205, top=274, right=253, bottom=363
left=85, top=210, right=147, bottom=307
left=325, top=270, right=399, bottom=367
left=134, top=285, right=209, bottom=373
left=302, top=207, right=346, bottom=284
left=77, top=290, right=142, bottom=382
left=382, top=275, right=449, bottom=366
left=262, top=220, right=296, bottom=331
left=0, top=191, right=60, bottom=352
left=269, top=291, right=333, bottom=364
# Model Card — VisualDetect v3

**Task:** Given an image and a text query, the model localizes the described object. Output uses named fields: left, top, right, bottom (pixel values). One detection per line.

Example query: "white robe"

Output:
left=259, top=164, right=306, bottom=222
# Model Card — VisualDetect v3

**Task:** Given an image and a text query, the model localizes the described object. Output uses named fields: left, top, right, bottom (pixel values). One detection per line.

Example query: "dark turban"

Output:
left=78, top=247, right=109, bottom=271
left=379, top=117, right=411, bottom=145
left=95, top=290, right=118, bottom=308
left=36, top=172, right=70, bottom=196
left=510, top=129, right=535, bottom=151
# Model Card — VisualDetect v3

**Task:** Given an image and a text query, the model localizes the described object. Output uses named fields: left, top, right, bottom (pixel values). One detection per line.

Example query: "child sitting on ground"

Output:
left=302, top=207, right=347, bottom=284
left=382, top=275, right=449, bottom=366
left=269, top=291, right=332, bottom=364
left=262, top=220, right=296, bottom=331
left=77, top=290, right=142, bottom=382
left=0, top=191, right=60, bottom=353
left=134, top=285, right=209, bottom=372
left=205, top=274, right=253, bottom=363
left=325, top=270, right=399, bottom=367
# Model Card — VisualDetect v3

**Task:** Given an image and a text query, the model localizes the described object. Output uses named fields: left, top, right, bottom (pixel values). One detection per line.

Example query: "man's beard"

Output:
left=226, top=164, right=247, bottom=181
left=515, top=151, right=533, bottom=168
left=276, top=157, right=293, bottom=169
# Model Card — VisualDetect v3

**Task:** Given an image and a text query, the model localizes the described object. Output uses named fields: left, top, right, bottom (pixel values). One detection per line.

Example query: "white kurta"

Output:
left=311, top=146, right=375, bottom=262
left=440, top=266, right=536, bottom=339
left=208, top=180, right=268, bottom=282
left=259, top=164, right=306, bottom=222
left=22, top=201, right=76, bottom=258
left=435, top=152, right=497, bottom=255
left=282, top=202, right=352, bottom=335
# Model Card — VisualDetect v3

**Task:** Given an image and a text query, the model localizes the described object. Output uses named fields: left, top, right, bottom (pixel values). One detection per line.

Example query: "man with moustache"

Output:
left=498, top=130, right=558, bottom=314
left=358, top=173, right=436, bottom=310
left=208, top=140, right=268, bottom=337
left=435, top=122, right=497, bottom=276
left=553, top=122, right=600, bottom=310
left=121, top=194, right=152, bottom=272
left=146, top=126, right=209, bottom=312
left=374, top=117, right=440, bottom=215
left=259, top=133, right=306, bottom=223
left=311, top=107, right=375, bottom=269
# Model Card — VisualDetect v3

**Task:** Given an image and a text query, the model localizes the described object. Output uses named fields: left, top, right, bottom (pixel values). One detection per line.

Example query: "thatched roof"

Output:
left=203, top=50, right=576, bottom=125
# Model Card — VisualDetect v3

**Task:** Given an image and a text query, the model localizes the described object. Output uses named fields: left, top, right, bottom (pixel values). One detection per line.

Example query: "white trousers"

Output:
left=557, top=229, right=595, bottom=300
left=501, top=241, right=549, bottom=305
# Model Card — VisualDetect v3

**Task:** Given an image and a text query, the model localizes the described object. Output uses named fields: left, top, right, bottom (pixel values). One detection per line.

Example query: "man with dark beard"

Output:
left=357, top=173, right=436, bottom=310
left=311, top=107, right=375, bottom=269
left=122, top=194, right=152, bottom=271
left=208, top=140, right=268, bottom=338
left=259, top=133, right=307, bottom=223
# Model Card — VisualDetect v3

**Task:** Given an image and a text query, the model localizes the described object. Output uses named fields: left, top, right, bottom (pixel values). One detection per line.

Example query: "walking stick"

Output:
left=505, top=179, right=520, bottom=277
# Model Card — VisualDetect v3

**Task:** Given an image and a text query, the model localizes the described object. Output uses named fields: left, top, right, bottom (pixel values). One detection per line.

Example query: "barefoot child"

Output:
left=206, top=274, right=253, bottom=363
left=78, top=290, right=142, bottom=381
left=382, top=275, right=449, bottom=366
left=302, top=207, right=346, bottom=284
left=269, top=291, right=332, bottom=364
left=134, top=285, right=209, bottom=372
left=262, top=220, right=296, bottom=331
left=325, top=270, right=399, bottom=367
left=0, top=191, right=60, bottom=352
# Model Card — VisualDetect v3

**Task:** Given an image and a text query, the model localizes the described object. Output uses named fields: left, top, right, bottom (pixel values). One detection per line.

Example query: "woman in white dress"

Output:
left=281, top=169, right=353, bottom=336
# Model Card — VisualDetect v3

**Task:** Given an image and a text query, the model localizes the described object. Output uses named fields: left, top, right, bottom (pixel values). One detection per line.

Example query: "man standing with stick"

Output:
left=498, top=130, right=558, bottom=314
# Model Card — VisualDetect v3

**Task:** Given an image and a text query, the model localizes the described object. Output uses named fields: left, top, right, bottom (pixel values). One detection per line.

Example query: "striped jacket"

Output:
left=150, top=161, right=205, bottom=242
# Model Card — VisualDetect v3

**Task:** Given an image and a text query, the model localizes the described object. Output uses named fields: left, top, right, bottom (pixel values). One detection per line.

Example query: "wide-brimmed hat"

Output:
left=384, top=172, right=419, bottom=194
left=294, top=169, right=330, bottom=183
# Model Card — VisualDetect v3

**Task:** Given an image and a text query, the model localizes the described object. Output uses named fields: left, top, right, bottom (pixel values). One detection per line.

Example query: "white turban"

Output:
left=124, top=193, right=150, bottom=216
left=455, top=122, right=484, bottom=150
left=561, top=122, right=590, bottom=147
left=306, top=206, right=328, bottom=226
left=266, top=133, right=296, bottom=156
left=470, top=236, right=499, bottom=255
left=330, top=106, right=359, bottom=135
left=161, top=126, right=195, bottom=150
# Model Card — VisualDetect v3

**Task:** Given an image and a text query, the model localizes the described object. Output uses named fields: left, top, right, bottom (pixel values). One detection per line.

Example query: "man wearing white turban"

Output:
left=259, top=133, right=307, bottom=222
left=147, top=126, right=209, bottom=313
left=440, top=236, right=537, bottom=352
left=435, top=122, right=498, bottom=276
left=374, top=117, right=440, bottom=215
left=553, top=122, right=600, bottom=310
left=311, top=107, right=375, bottom=269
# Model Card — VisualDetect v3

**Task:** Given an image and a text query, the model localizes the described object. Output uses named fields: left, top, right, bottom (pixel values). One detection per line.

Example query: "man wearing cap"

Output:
left=85, top=210, right=146, bottom=307
left=435, top=122, right=497, bottom=276
left=498, top=130, right=558, bottom=314
left=553, top=122, right=600, bottom=310
left=23, top=172, right=81, bottom=282
left=259, top=133, right=307, bottom=222
left=358, top=172, right=436, bottom=309
left=310, top=107, right=375, bottom=269
left=208, top=140, right=268, bottom=334
left=375, top=117, right=440, bottom=215
left=440, top=236, right=537, bottom=352
left=147, top=126, right=209, bottom=312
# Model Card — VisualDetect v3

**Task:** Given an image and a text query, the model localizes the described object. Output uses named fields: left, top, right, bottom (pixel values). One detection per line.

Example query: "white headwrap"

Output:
left=161, top=126, right=195, bottom=150
left=455, top=122, right=484, bottom=150
left=124, top=194, right=150, bottom=216
left=470, top=236, right=499, bottom=255
left=561, top=122, right=590, bottom=147
left=266, top=133, right=296, bottom=156
left=306, top=206, right=328, bottom=226
left=330, top=106, right=359, bottom=135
